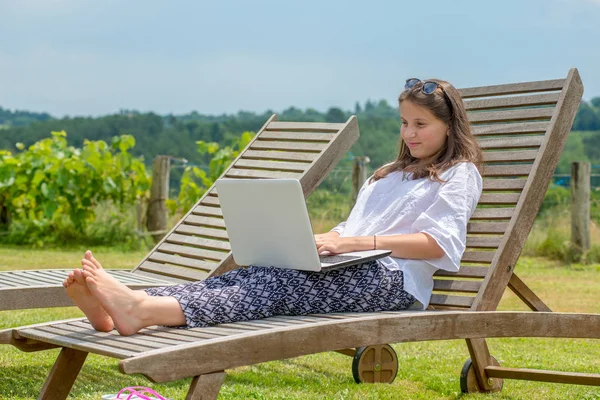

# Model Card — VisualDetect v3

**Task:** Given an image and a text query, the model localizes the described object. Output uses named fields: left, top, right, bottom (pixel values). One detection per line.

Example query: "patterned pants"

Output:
left=144, top=260, right=416, bottom=328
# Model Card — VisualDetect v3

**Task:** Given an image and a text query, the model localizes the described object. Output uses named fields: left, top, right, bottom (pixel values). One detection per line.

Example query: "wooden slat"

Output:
left=147, top=252, right=216, bottom=272
left=165, top=233, right=231, bottom=252
left=234, top=159, right=309, bottom=172
left=138, top=261, right=209, bottom=282
left=250, top=141, right=327, bottom=152
left=59, top=322, right=172, bottom=349
left=183, top=325, right=254, bottom=337
left=467, top=222, right=510, bottom=234
left=464, top=93, right=560, bottom=111
left=434, top=266, right=490, bottom=278
left=266, top=121, right=344, bottom=132
left=12, top=271, right=63, bottom=285
left=481, top=165, right=533, bottom=177
left=132, top=270, right=189, bottom=285
left=468, top=108, right=554, bottom=124
left=472, top=121, right=549, bottom=136
left=103, top=271, right=140, bottom=284
left=478, top=193, right=521, bottom=205
left=268, top=315, right=333, bottom=324
left=133, top=328, right=199, bottom=343
left=17, top=326, right=134, bottom=358
left=470, top=208, right=515, bottom=220
left=508, top=274, right=552, bottom=312
left=192, top=205, right=223, bottom=217
left=200, top=196, right=220, bottom=207
left=146, top=325, right=223, bottom=340
left=1, top=275, right=56, bottom=286
left=458, top=78, right=564, bottom=98
left=466, top=236, right=503, bottom=248
left=175, top=224, right=229, bottom=240
left=225, top=169, right=303, bottom=179
left=68, top=322, right=185, bottom=347
left=483, top=150, right=538, bottom=163
left=433, top=280, right=482, bottom=293
left=482, top=179, right=527, bottom=191
left=461, top=251, right=495, bottom=263
left=35, top=270, right=77, bottom=280
left=485, top=366, right=600, bottom=386
left=107, top=270, right=167, bottom=285
left=185, top=215, right=226, bottom=229
left=0, top=277, right=20, bottom=287
left=429, top=294, right=474, bottom=308
left=242, top=150, right=318, bottom=163
left=158, top=243, right=227, bottom=263
left=478, top=136, right=545, bottom=150
left=0, top=273, right=43, bottom=286
left=257, top=131, right=333, bottom=141
left=39, top=325, right=155, bottom=352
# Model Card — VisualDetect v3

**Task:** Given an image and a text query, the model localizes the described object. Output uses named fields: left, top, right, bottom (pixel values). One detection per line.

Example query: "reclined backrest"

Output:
left=430, top=69, right=583, bottom=311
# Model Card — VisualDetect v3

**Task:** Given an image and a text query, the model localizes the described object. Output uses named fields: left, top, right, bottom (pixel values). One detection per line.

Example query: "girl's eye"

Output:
left=417, top=123, right=425, bottom=127
left=401, top=121, right=408, bottom=126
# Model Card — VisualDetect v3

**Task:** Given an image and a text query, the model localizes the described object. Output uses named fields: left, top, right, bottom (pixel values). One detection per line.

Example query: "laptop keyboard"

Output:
left=319, top=255, right=361, bottom=263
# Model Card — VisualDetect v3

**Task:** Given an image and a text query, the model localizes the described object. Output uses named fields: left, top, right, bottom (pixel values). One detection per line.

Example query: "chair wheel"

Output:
left=460, top=356, right=503, bottom=393
left=352, top=344, right=398, bottom=384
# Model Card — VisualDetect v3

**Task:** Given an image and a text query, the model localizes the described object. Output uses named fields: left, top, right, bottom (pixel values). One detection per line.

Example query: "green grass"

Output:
left=0, top=247, right=599, bottom=399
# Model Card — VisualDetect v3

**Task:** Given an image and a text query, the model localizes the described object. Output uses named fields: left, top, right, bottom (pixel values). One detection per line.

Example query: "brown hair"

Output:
left=370, top=79, right=483, bottom=184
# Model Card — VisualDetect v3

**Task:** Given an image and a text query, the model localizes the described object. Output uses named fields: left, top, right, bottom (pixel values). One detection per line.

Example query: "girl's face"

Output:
left=400, top=100, right=449, bottom=159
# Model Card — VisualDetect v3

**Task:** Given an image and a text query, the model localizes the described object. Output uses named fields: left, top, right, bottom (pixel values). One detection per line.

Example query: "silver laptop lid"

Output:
left=215, top=179, right=323, bottom=271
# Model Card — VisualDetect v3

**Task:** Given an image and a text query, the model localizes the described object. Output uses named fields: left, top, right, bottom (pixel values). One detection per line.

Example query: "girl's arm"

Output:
left=316, top=233, right=444, bottom=260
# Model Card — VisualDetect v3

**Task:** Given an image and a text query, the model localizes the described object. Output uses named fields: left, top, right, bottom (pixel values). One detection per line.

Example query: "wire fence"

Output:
left=166, top=158, right=600, bottom=195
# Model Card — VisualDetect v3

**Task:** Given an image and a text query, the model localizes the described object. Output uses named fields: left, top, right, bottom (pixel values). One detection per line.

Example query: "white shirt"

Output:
left=330, top=161, right=483, bottom=309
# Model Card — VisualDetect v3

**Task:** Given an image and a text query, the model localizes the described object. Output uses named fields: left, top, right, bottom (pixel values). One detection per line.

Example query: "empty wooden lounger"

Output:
left=3, top=69, right=598, bottom=399
left=0, top=115, right=359, bottom=312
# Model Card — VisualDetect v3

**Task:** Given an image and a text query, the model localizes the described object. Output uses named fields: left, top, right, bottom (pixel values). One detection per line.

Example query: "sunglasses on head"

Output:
left=404, top=78, right=453, bottom=114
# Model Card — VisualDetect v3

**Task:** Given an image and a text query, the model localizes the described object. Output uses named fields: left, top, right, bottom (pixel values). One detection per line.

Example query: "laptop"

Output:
left=215, top=178, right=392, bottom=272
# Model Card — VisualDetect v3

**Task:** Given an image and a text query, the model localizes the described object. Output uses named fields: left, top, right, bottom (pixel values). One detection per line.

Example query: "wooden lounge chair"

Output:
left=3, top=68, right=599, bottom=399
left=0, top=115, right=359, bottom=312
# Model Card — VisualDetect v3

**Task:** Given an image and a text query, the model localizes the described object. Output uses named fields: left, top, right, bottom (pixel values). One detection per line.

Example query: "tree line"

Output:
left=1, top=98, right=599, bottom=178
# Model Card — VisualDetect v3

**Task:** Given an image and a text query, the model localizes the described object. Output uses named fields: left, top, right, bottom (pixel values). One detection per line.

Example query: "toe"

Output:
left=82, top=265, right=97, bottom=277
left=82, top=269, right=93, bottom=279
left=89, top=253, right=102, bottom=270
left=82, top=259, right=96, bottom=270
left=85, top=276, right=98, bottom=290
left=73, top=269, right=86, bottom=285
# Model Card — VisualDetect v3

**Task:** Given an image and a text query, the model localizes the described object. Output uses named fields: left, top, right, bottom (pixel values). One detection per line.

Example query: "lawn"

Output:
left=0, top=246, right=599, bottom=399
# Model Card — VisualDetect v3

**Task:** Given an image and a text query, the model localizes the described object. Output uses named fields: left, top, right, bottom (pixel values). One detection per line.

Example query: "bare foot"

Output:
left=81, top=250, right=149, bottom=336
left=64, top=265, right=114, bottom=332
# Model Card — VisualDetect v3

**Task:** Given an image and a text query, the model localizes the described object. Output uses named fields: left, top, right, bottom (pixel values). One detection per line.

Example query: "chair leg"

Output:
left=186, top=371, right=226, bottom=400
left=464, top=338, right=502, bottom=392
left=39, top=347, right=88, bottom=400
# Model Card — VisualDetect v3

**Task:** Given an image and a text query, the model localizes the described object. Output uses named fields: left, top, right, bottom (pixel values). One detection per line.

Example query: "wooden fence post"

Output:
left=352, top=156, right=370, bottom=206
left=571, top=161, right=590, bottom=259
left=146, top=155, right=170, bottom=243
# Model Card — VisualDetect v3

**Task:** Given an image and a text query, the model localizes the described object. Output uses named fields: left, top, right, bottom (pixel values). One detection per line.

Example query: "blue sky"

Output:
left=1, top=0, right=599, bottom=117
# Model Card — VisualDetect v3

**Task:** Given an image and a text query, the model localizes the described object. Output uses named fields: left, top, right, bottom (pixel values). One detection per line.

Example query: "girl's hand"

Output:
left=314, top=236, right=355, bottom=255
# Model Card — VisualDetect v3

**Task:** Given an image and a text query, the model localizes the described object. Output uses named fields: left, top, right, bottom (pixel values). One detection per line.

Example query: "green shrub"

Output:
left=0, top=132, right=151, bottom=247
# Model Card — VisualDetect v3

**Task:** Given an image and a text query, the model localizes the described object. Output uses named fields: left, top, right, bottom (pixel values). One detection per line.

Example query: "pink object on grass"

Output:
left=102, top=386, right=169, bottom=400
